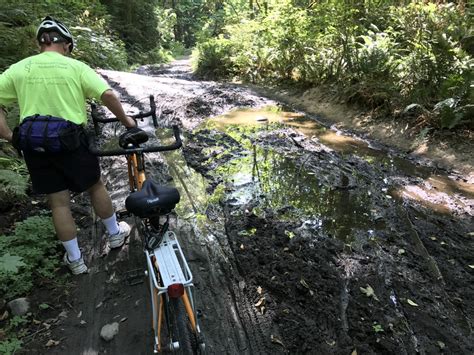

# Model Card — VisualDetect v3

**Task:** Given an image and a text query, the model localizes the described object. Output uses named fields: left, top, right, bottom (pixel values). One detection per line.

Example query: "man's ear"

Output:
left=63, top=42, right=72, bottom=54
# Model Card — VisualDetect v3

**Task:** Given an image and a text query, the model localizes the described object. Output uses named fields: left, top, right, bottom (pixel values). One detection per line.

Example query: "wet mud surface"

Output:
left=24, top=58, right=473, bottom=354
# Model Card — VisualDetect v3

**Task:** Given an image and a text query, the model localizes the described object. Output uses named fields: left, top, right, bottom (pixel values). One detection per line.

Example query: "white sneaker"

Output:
left=109, top=221, right=131, bottom=249
left=63, top=253, right=88, bottom=275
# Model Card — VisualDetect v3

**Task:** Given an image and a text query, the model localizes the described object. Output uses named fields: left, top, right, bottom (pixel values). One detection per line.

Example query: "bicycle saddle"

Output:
left=119, top=127, right=149, bottom=148
left=125, top=179, right=180, bottom=217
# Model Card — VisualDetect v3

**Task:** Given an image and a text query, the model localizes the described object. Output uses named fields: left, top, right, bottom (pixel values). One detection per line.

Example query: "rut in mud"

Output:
left=24, top=58, right=473, bottom=355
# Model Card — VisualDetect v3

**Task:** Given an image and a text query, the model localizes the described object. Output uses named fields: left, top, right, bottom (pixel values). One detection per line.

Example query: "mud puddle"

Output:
left=205, top=106, right=473, bottom=216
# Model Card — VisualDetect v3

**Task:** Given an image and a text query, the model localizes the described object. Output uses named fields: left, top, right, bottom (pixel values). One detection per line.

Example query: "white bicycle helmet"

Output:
left=36, top=16, right=74, bottom=52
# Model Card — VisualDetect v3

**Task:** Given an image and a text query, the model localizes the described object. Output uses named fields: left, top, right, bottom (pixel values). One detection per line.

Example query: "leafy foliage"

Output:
left=0, top=253, right=26, bottom=273
left=0, top=169, right=28, bottom=201
left=194, top=1, right=473, bottom=129
left=0, top=337, right=22, bottom=355
left=0, top=0, right=128, bottom=70
left=0, top=214, right=59, bottom=299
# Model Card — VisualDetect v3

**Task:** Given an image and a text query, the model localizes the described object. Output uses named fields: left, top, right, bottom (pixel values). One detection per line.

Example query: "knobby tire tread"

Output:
left=169, top=297, right=196, bottom=354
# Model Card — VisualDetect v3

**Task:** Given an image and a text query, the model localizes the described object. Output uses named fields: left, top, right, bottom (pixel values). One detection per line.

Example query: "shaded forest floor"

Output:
left=8, top=58, right=474, bottom=354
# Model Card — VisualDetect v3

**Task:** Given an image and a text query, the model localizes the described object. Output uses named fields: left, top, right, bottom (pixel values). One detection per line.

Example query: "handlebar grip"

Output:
left=88, top=126, right=182, bottom=157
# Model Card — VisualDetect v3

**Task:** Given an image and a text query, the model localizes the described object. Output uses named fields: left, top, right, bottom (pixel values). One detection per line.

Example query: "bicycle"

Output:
left=88, top=96, right=205, bottom=354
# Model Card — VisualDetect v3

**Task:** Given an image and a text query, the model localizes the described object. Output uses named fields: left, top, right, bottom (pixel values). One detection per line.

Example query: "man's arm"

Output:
left=100, top=90, right=136, bottom=128
left=0, top=107, right=12, bottom=142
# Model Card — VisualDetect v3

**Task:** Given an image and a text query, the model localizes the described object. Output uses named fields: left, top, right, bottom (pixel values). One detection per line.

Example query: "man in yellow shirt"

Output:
left=0, top=16, right=134, bottom=275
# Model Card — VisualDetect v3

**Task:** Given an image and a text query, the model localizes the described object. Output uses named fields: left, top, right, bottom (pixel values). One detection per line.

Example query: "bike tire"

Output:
left=169, top=297, right=197, bottom=354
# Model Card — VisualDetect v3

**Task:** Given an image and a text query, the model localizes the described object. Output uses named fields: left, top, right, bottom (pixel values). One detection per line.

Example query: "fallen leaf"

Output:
left=407, top=299, right=419, bottom=307
left=351, top=350, right=358, bottom=355
left=254, top=297, right=265, bottom=308
left=259, top=306, right=266, bottom=314
left=300, top=279, right=310, bottom=289
left=96, top=302, right=103, bottom=309
left=282, top=309, right=290, bottom=314
left=469, top=265, right=474, bottom=269
left=467, top=232, right=474, bottom=237
left=437, top=341, right=445, bottom=349
left=271, top=334, right=284, bottom=346
left=398, top=249, right=405, bottom=255
left=45, top=339, right=60, bottom=347
left=0, top=311, right=8, bottom=321
left=80, top=320, right=87, bottom=325
left=77, top=311, right=82, bottom=318
left=240, top=244, right=245, bottom=250
left=31, top=201, right=39, bottom=205
left=430, top=236, right=437, bottom=241
left=360, top=285, right=379, bottom=301
left=120, top=317, right=128, bottom=323
left=257, top=286, right=263, bottom=295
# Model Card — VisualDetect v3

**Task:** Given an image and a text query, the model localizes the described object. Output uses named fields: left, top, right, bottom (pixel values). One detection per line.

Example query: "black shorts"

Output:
left=23, top=143, right=101, bottom=194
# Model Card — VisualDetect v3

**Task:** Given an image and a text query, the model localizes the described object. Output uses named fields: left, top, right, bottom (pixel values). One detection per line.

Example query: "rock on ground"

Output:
left=7, top=297, right=30, bottom=316
left=100, top=322, right=119, bottom=342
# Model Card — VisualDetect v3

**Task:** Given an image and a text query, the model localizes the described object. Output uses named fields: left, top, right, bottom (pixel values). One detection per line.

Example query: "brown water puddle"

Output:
left=206, top=107, right=473, bottom=215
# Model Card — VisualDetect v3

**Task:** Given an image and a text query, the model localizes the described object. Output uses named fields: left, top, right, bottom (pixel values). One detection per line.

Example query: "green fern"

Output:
left=0, top=169, right=28, bottom=200
left=0, top=214, right=59, bottom=299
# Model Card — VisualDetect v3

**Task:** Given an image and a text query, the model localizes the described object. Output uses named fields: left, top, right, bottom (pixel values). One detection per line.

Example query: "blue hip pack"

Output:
left=13, top=115, right=83, bottom=153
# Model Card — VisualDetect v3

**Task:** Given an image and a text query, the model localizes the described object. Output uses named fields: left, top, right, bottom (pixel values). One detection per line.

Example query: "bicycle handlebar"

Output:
left=88, top=125, right=182, bottom=157
left=91, top=95, right=158, bottom=126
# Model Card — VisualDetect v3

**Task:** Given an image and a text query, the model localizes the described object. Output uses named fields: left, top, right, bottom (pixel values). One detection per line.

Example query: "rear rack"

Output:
left=145, top=231, right=193, bottom=294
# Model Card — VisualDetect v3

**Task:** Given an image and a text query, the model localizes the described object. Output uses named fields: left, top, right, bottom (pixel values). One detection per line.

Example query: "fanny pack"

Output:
left=12, top=115, right=83, bottom=153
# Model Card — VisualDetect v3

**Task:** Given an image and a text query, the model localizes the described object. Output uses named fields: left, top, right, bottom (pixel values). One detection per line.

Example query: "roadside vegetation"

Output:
left=193, top=1, right=473, bottom=130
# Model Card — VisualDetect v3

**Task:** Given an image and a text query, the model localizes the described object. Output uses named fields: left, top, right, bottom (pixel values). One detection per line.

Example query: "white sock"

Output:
left=102, top=214, right=120, bottom=236
left=62, top=238, right=81, bottom=262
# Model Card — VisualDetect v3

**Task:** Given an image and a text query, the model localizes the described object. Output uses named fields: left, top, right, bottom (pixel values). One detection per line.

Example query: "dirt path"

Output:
left=25, top=58, right=473, bottom=354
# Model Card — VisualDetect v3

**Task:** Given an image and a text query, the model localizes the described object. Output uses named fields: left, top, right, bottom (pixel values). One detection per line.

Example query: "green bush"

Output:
left=0, top=215, right=59, bottom=299
left=0, top=1, right=128, bottom=71
left=0, top=169, right=28, bottom=202
left=194, top=1, right=472, bottom=128
left=73, top=27, right=128, bottom=69
left=193, top=36, right=237, bottom=78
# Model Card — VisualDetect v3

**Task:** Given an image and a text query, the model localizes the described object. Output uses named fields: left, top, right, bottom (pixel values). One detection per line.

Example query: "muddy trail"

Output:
left=24, top=58, right=473, bottom=355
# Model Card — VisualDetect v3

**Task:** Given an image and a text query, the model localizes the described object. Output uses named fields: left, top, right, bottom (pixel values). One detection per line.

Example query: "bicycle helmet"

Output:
left=36, top=16, right=74, bottom=52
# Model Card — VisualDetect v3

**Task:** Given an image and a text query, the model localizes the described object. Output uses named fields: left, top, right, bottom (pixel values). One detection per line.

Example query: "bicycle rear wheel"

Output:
left=168, top=297, right=197, bottom=354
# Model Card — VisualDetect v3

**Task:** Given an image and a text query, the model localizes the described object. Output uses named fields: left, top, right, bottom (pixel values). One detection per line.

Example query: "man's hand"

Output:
left=100, top=90, right=137, bottom=129
left=0, top=107, right=13, bottom=143
left=123, top=116, right=137, bottom=129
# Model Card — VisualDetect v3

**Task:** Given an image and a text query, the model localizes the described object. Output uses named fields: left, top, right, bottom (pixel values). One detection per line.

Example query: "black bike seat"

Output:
left=125, top=179, right=180, bottom=217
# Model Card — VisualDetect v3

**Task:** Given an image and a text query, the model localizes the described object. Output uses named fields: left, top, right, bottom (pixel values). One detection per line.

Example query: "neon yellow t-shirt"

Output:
left=0, top=51, right=109, bottom=125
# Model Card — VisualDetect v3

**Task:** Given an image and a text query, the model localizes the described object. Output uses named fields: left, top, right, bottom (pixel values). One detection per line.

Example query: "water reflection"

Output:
left=206, top=106, right=473, bottom=214
left=211, top=127, right=375, bottom=241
